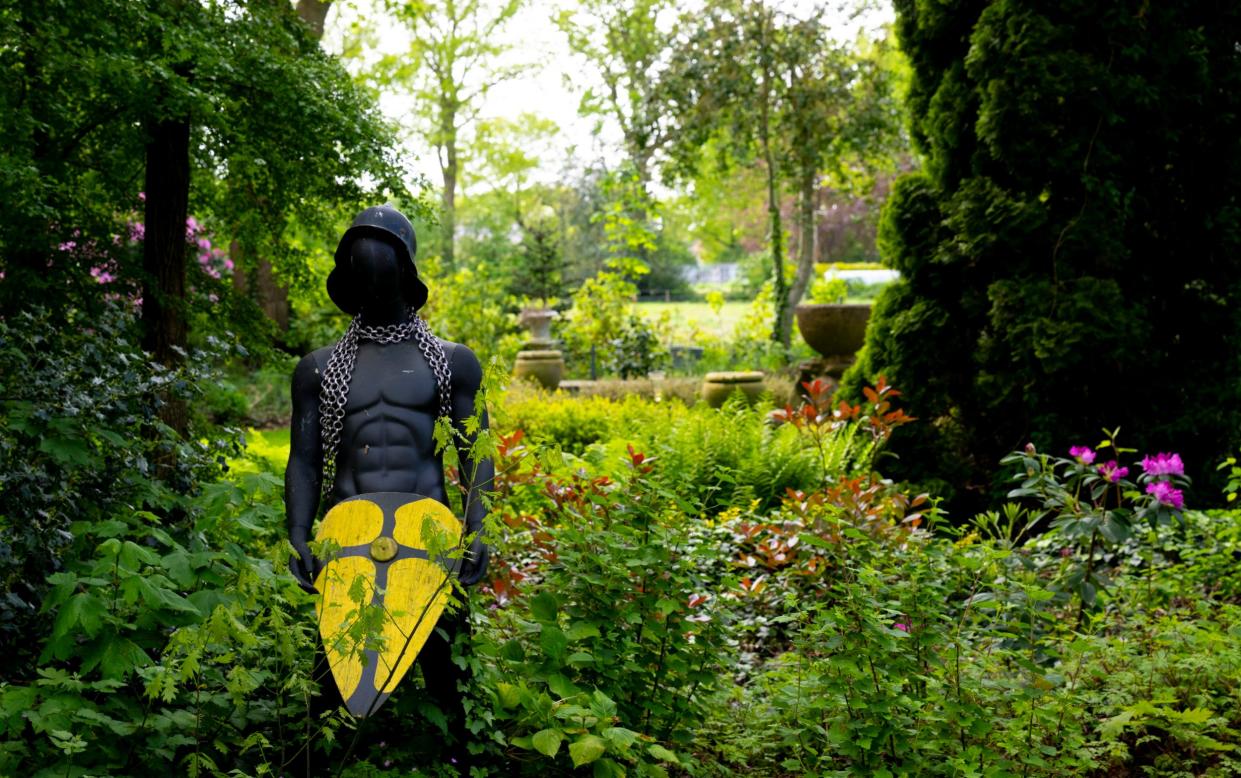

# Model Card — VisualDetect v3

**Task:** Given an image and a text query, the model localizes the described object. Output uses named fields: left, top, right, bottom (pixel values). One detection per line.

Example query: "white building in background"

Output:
left=824, top=267, right=900, bottom=284
left=681, top=262, right=739, bottom=285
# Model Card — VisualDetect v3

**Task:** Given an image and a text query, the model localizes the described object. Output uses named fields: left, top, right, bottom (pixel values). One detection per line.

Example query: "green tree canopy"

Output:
left=1, top=0, right=403, bottom=335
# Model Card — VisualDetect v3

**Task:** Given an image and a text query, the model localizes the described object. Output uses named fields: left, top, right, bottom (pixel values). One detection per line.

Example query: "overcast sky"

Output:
left=323, top=1, right=894, bottom=192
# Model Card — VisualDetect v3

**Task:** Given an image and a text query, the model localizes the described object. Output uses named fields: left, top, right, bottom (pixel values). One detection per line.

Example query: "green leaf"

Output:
left=648, top=744, right=679, bottom=764
left=530, top=592, right=559, bottom=623
left=546, top=673, right=580, bottom=698
left=500, top=639, right=526, bottom=662
left=495, top=682, right=522, bottom=709
left=39, top=434, right=97, bottom=467
left=540, top=625, right=568, bottom=660
left=532, top=728, right=563, bottom=758
left=602, top=727, right=637, bottom=749
left=569, top=734, right=606, bottom=767
left=566, top=621, right=601, bottom=641
left=52, top=593, right=107, bottom=641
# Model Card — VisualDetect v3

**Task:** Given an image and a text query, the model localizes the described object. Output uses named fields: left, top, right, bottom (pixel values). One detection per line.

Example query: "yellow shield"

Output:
left=313, top=492, right=462, bottom=718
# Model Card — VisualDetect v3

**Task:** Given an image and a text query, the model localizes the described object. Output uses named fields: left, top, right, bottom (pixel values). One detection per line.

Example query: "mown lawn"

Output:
left=635, top=301, right=752, bottom=340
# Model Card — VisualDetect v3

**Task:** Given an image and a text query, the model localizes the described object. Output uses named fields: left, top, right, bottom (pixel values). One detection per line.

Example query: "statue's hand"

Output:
left=288, top=531, right=322, bottom=595
left=458, top=534, right=490, bottom=587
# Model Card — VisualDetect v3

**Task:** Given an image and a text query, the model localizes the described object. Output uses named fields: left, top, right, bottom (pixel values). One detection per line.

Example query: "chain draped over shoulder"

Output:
left=316, top=312, right=453, bottom=502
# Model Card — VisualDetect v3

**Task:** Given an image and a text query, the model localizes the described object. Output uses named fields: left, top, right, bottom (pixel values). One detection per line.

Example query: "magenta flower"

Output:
left=1141, top=452, right=1184, bottom=477
left=1069, top=446, right=1096, bottom=465
left=894, top=622, right=909, bottom=632
left=1097, top=460, right=1129, bottom=483
left=1146, top=481, right=1184, bottom=509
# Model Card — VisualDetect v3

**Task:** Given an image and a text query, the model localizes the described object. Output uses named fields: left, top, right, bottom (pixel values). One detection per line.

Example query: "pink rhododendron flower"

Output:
left=1097, top=461, right=1128, bottom=483
left=1141, top=452, right=1184, bottom=477
left=894, top=622, right=909, bottom=632
left=1146, top=481, right=1184, bottom=509
left=1069, top=446, right=1096, bottom=465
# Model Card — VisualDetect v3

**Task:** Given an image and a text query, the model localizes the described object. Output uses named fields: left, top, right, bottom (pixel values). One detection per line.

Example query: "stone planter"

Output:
left=701, top=371, right=765, bottom=408
left=513, top=349, right=564, bottom=390
left=794, top=303, right=871, bottom=359
left=518, top=308, right=557, bottom=348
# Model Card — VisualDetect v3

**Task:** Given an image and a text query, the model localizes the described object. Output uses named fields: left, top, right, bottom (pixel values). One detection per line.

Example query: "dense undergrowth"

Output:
left=3, top=312, right=1241, bottom=776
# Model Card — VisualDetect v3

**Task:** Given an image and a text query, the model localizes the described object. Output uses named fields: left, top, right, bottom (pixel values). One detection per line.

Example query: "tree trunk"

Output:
left=757, top=98, right=788, bottom=347
left=781, top=168, right=818, bottom=346
left=296, top=0, right=332, bottom=37
left=754, top=4, right=789, bottom=351
left=440, top=114, right=458, bottom=270
left=142, top=115, right=191, bottom=435
left=231, top=241, right=290, bottom=330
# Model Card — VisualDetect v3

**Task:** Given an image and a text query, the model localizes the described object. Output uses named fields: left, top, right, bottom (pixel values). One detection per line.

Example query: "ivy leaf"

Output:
left=569, top=734, right=606, bottom=767
left=531, top=728, right=563, bottom=758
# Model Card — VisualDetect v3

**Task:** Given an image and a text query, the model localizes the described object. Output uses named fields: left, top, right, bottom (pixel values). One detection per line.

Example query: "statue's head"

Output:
left=327, top=205, right=428, bottom=315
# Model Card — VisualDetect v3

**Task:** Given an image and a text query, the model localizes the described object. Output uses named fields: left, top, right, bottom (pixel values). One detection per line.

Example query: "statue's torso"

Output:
left=328, top=340, right=448, bottom=504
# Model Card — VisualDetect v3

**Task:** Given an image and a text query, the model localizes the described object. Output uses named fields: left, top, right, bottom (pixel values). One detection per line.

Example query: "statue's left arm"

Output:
left=448, top=344, right=493, bottom=586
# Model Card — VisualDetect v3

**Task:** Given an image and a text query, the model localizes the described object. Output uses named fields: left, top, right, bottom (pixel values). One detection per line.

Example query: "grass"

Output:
left=636, top=301, right=752, bottom=340
left=231, top=427, right=290, bottom=474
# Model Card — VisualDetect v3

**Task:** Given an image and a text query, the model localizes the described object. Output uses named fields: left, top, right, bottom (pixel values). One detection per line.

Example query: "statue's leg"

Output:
left=416, top=602, right=472, bottom=773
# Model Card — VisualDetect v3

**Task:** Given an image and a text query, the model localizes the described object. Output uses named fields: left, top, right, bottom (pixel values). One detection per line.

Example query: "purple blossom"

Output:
left=1097, top=460, right=1129, bottom=483
left=894, top=622, right=909, bottom=632
left=1146, top=481, right=1184, bottom=510
left=1141, top=452, right=1184, bottom=477
left=1069, top=446, right=1096, bottom=465
left=90, top=266, right=116, bottom=284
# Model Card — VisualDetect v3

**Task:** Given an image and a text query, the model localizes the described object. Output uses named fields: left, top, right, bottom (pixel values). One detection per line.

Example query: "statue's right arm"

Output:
left=286, top=352, right=324, bottom=593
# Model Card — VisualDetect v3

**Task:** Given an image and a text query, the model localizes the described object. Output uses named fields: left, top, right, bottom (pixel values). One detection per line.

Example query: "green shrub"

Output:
left=845, top=0, right=1241, bottom=509
left=470, top=446, right=730, bottom=774
left=0, top=305, right=240, bottom=673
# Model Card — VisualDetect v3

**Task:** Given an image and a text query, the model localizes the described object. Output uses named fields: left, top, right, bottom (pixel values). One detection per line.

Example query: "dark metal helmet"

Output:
left=327, top=205, right=428, bottom=314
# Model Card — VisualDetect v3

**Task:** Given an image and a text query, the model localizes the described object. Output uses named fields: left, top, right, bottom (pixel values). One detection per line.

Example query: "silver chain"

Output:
left=318, top=312, right=453, bottom=503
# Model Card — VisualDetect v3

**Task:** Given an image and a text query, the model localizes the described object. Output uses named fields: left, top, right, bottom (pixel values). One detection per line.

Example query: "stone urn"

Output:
left=518, top=308, right=557, bottom=349
left=513, top=349, right=565, bottom=390
left=701, top=371, right=765, bottom=408
left=794, top=303, right=871, bottom=359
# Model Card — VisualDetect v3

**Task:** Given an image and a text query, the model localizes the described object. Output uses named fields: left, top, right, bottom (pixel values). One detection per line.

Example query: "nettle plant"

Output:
left=475, top=441, right=728, bottom=775
left=1002, top=431, right=1190, bottom=622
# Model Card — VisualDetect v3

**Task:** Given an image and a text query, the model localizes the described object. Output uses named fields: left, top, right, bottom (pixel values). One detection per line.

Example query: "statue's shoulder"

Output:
left=438, top=339, right=482, bottom=389
left=292, top=346, right=335, bottom=390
